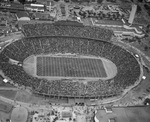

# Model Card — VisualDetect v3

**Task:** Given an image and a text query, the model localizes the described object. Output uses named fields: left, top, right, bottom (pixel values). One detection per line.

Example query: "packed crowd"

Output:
left=0, top=35, right=141, bottom=98
left=35, top=79, right=120, bottom=99
left=22, top=23, right=113, bottom=42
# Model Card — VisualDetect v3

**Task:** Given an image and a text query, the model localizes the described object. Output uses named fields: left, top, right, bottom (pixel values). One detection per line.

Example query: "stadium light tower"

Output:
left=128, top=4, right=137, bottom=25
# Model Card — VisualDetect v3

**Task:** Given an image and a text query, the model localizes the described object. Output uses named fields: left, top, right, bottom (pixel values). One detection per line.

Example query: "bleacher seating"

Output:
left=0, top=23, right=141, bottom=99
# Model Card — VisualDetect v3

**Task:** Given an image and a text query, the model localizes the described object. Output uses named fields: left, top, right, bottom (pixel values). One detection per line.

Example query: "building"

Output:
left=24, top=3, right=45, bottom=12
left=128, top=4, right=137, bottom=24
left=92, top=18, right=145, bottom=38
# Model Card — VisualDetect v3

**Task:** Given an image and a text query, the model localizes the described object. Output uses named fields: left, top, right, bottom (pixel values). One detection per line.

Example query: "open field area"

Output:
left=0, top=90, right=17, bottom=100
left=0, top=100, right=13, bottom=113
left=15, top=89, right=68, bottom=104
left=96, top=106, right=150, bottom=122
left=0, top=100, right=12, bottom=122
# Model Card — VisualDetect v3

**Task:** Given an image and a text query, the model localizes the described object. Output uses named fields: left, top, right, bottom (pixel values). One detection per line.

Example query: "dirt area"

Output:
left=23, top=55, right=36, bottom=77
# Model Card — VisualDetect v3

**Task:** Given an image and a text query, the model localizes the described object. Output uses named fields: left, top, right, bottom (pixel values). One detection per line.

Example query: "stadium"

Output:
left=0, top=21, right=142, bottom=101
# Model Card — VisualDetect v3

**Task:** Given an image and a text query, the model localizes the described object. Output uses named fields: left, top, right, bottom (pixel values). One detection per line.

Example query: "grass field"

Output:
left=96, top=106, right=150, bottom=122
left=0, top=90, right=17, bottom=100
left=0, top=100, right=13, bottom=113
left=36, top=56, right=107, bottom=78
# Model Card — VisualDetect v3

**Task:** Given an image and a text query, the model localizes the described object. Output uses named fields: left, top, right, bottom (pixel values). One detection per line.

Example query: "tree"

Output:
left=138, top=0, right=143, bottom=2
left=18, top=0, right=25, bottom=4
left=97, top=0, right=103, bottom=4
left=54, top=0, right=60, bottom=2
left=137, top=5, right=142, bottom=13
left=144, top=45, right=149, bottom=51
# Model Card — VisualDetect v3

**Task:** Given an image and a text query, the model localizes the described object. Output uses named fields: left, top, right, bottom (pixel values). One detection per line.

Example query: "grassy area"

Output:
left=15, top=89, right=68, bottom=104
left=131, top=41, right=150, bottom=57
left=0, top=81, right=15, bottom=88
left=0, top=90, right=17, bottom=100
left=0, top=100, right=13, bottom=113
left=96, top=106, right=150, bottom=122
left=0, top=77, right=15, bottom=88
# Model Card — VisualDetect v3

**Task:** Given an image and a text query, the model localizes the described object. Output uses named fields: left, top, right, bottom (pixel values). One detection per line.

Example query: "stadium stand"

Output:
left=0, top=23, right=141, bottom=99
left=22, top=23, right=113, bottom=41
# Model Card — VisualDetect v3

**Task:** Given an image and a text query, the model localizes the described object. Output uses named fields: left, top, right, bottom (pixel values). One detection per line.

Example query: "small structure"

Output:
left=144, top=98, right=150, bottom=105
left=108, top=118, right=116, bottom=122
left=104, top=106, right=113, bottom=113
left=61, top=111, right=72, bottom=119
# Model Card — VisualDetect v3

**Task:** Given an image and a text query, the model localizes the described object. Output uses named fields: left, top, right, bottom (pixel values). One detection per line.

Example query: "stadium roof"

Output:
left=53, top=20, right=84, bottom=26
left=92, top=18, right=123, bottom=26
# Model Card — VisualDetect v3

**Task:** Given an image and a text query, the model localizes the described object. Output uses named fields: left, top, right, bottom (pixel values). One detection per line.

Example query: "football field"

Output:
left=36, top=56, right=107, bottom=78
